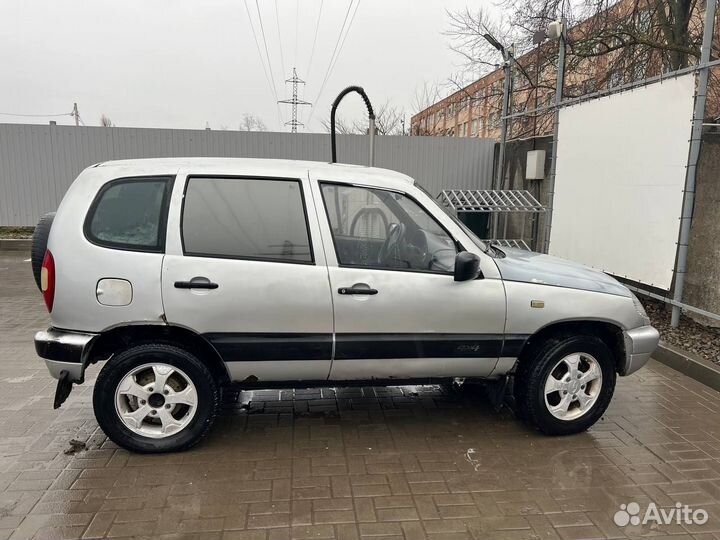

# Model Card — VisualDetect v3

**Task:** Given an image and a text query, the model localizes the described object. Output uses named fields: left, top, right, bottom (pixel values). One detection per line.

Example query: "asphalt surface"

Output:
left=2, top=253, right=720, bottom=540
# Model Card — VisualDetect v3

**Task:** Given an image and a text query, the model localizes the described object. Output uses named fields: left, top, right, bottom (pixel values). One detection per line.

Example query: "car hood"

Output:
left=494, top=248, right=631, bottom=297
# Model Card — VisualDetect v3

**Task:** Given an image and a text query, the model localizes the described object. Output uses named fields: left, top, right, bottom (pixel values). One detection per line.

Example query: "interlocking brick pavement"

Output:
left=2, top=253, right=720, bottom=539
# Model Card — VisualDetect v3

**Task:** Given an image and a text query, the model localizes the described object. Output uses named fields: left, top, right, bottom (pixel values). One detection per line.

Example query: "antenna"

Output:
left=278, top=67, right=311, bottom=133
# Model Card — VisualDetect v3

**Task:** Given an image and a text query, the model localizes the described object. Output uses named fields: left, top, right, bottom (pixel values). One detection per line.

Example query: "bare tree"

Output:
left=445, top=7, right=520, bottom=80
left=448, top=1, right=712, bottom=87
left=412, top=82, right=444, bottom=114
left=320, top=116, right=356, bottom=134
left=100, top=114, right=114, bottom=127
left=321, top=102, right=407, bottom=136
left=369, top=103, right=407, bottom=135
left=239, top=113, right=267, bottom=132
left=439, top=0, right=718, bottom=140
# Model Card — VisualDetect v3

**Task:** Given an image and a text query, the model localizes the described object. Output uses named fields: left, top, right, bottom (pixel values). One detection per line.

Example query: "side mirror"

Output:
left=454, top=251, right=482, bottom=282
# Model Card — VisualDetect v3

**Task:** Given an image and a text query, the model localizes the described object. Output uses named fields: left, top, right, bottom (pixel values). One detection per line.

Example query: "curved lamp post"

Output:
left=330, top=86, right=376, bottom=166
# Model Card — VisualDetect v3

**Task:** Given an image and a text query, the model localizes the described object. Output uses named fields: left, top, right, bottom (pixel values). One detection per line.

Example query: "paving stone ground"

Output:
left=2, top=253, right=720, bottom=540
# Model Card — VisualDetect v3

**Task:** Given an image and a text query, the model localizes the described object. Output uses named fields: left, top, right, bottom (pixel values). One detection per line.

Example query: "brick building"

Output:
left=411, top=0, right=716, bottom=140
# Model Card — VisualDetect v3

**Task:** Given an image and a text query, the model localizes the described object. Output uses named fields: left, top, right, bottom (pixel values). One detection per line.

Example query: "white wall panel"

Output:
left=549, top=75, right=695, bottom=289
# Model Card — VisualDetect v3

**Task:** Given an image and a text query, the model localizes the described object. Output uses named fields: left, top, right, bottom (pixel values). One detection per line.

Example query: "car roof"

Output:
left=95, top=157, right=415, bottom=189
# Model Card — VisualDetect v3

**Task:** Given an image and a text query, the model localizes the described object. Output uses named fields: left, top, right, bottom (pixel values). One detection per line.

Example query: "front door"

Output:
left=162, top=173, right=333, bottom=382
left=313, top=181, right=507, bottom=380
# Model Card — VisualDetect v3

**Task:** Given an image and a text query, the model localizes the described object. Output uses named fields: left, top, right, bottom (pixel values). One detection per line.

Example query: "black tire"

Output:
left=93, top=343, right=219, bottom=453
left=514, top=334, right=616, bottom=436
left=31, top=212, right=55, bottom=290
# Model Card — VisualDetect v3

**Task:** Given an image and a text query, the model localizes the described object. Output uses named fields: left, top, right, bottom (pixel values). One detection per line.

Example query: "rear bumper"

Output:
left=622, top=325, right=660, bottom=375
left=35, top=328, right=97, bottom=382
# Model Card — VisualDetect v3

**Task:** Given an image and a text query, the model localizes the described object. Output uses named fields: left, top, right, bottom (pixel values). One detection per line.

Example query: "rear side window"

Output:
left=85, top=177, right=172, bottom=251
left=182, top=177, right=313, bottom=263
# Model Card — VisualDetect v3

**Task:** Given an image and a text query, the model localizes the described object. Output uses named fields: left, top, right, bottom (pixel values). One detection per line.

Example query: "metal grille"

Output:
left=483, top=239, right=531, bottom=250
left=439, top=190, right=545, bottom=213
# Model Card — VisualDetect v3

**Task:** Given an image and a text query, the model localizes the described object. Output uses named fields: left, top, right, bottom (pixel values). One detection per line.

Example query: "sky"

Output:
left=0, top=0, right=481, bottom=133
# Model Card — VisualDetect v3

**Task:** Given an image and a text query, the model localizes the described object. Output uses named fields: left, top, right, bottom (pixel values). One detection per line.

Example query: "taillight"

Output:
left=41, top=250, right=55, bottom=312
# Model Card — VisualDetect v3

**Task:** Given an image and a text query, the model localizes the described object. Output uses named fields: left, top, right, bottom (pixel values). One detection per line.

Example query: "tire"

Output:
left=93, top=343, right=219, bottom=453
left=31, top=212, right=55, bottom=290
left=514, top=334, right=616, bottom=436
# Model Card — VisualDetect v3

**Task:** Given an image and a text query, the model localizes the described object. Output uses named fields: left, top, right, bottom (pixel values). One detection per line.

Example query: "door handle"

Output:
left=174, top=280, right=219, bottom=290
left=338, top=286, right=378, bottom=295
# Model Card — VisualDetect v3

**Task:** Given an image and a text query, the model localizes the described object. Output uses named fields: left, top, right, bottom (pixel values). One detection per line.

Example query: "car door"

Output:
left=162, top=171, right=334, bottom=382
left=311, top=179, right=508, bottom=380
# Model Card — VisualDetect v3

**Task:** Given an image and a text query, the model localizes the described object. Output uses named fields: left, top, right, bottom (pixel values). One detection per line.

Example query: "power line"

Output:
left=320, top=0, right=359, bottom=96
left=307, top=0, right=360, bottom=124
left=0, top=111, right=71, bottom=118
left=243, top=0, right=277, bottom=99
left=295, top=0, right=300, bottom=67
left=301, top=0, right=324, bottom=129
left=305, top=0, right=324, bottom=79
left=243, top=0, right=283, bottom=125
left=274, top=0, right=286, bottom=79
left=254, top=0, right=280, bottom=102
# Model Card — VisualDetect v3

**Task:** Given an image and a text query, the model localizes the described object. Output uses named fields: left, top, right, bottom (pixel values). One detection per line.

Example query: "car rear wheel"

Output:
left=514, top=335, right=616, bottom=436
left=93, top=343, right=219, bottom=453
left=31, top=212, right=55, bottom=290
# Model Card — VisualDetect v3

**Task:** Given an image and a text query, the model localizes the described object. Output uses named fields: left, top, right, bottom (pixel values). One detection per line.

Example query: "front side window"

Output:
left=320, top=183, right=457, bottom=273
left=182, top=177, right=312, bottom=263
left=85, top=177, right=171, bottom=251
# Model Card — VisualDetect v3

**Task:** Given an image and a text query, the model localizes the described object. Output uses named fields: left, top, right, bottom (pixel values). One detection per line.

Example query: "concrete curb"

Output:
left=0, top=239, right=31, bottom=253
left=654, top=341, right=720, bottom=393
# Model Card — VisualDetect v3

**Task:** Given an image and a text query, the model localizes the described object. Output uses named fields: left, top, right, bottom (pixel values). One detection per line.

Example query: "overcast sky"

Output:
left=0, top=0, right=482, bottom=133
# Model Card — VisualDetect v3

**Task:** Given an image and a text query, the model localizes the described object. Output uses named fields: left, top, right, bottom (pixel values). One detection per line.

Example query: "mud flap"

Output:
left=54, top=370, right=73, bottom=409
left=484, top=375, right=510, bottom=412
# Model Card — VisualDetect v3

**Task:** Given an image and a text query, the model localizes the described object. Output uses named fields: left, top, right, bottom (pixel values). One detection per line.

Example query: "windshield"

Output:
left=415, top=184, right=489, bottom=254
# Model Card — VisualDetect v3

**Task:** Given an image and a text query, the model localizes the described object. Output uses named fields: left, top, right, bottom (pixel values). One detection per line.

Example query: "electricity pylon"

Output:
left=278, top=68, right=311, bottom=133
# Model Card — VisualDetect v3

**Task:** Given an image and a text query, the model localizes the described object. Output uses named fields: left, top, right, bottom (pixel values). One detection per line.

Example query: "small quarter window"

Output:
left=85, top=177, right=171, bottom=251
left=182, top=177, right=313, bottom=263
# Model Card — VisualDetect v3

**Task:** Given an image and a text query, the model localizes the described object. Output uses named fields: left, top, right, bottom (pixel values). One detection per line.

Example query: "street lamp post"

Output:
left=543, top=18, right=566, bottom=254
left=483, top=33, right=514, bottom=240
left=484, top=33, right=512, bottom=194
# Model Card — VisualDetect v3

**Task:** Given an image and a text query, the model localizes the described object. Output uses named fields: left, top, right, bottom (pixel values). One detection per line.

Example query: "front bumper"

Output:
left=621, top=325, right=660, bottom=375
left=34, top=328, right=98, bottom=383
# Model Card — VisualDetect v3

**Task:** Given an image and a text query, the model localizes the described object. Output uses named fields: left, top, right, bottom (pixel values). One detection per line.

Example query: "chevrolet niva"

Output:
left=32, top=158, right=659, bottom=453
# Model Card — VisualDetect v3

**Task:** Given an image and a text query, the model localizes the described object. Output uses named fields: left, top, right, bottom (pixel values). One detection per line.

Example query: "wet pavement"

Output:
left=2, top=253, right=720, bottom=540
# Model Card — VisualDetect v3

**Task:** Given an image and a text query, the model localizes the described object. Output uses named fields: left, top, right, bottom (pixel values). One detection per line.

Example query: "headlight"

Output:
left=631, top=293, right=651, bottom=326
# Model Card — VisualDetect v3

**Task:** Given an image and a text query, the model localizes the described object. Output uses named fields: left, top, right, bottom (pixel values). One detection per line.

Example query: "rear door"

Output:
left=162, top=170, right=334, bottom=382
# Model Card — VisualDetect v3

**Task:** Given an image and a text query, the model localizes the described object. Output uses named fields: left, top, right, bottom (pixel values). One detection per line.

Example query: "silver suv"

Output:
left=33, top=158, right=659, bottom=453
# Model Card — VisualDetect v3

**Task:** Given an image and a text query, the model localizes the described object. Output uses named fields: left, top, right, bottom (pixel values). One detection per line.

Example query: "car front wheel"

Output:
left=514, top=335, right=616, bottom=436
left=93, top=343, right=219, bottom=453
